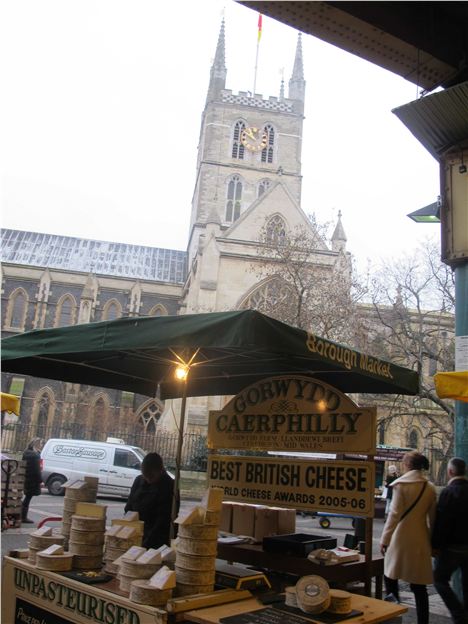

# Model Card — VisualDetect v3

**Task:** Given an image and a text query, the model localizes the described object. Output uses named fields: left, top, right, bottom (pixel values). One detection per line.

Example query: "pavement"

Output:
left=1, top=494, right=454, bottom=624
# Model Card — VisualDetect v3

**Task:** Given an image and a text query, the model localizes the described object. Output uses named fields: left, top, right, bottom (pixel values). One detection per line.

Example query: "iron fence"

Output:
left=1, top=423, right=208, bottom=472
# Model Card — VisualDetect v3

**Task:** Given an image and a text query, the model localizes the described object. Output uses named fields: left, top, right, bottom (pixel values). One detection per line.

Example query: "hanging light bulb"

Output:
left=175, top=365, right=189, bottom=381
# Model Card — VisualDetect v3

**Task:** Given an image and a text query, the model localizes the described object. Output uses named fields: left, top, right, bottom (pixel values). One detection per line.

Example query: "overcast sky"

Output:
left=1, top=0, right=441, bottom=270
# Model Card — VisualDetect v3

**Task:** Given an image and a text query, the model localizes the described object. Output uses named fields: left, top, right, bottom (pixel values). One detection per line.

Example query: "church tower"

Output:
left=187, top=22, right=306, bottom=265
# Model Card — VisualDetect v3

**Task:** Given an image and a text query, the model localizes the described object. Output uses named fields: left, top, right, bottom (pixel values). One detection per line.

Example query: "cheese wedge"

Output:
left=148, top=566, right=176, bottom=589
left=75, top=502, right=107, bottom=519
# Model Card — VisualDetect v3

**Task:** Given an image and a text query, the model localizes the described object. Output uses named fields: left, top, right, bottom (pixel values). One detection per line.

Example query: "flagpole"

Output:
left=252, top=14, right=262, bottom=97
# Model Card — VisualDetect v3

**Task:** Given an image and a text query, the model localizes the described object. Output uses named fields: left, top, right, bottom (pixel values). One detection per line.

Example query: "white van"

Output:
left=41, top=438, right=147, bottom=498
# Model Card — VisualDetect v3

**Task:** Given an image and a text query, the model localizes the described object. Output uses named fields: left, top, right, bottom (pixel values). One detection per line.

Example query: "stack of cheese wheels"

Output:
left=28, top=527, right=65, bottom=564
left=36, top=544, right=73, bottom=572
left=69, top=506, right=106, bottom=570
left=62, top=477, right=98, bottom=548
left=129, top=565, right=176, bottom=607
left=118, top=548, right=164, bottom=592
left=175, top=487, right=223, bottom=597
left=115, top=546, right=149, bottom=592
left=104, top=514, right=142, bottom=575
left=295, top=575, right=330, bottom=614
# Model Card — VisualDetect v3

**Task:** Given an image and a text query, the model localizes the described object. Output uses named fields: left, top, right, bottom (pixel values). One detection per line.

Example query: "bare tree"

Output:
left=248, top=219, right=367, bottom=343
left=363, top=238, right=455, bottom=480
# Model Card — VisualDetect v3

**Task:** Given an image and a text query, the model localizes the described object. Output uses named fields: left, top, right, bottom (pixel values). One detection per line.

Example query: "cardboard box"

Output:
left=220, top=502, right=233, bottom=533
left=277, top=508, right=296, bottom=534
left=232, top=504, right=255, bottom=538
left=254, top=506, right=278, bottom=542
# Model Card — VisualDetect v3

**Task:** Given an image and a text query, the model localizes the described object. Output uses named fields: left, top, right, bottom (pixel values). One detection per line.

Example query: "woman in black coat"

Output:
left=125, top=452, right=178, bottom=549
left=21, top=437, right=43, bottom=523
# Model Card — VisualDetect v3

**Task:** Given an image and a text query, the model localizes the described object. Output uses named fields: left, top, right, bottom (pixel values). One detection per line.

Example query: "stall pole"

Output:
left=170, top=379, right=188, bottom=540
left=364, top=452, right=375, bottom=597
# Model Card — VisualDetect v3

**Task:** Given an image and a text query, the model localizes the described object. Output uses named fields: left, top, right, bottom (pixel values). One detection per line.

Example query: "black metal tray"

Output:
left=263, top=533, right=337, bottom=557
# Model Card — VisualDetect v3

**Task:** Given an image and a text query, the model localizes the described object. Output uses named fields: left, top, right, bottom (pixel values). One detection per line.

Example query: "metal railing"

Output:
left=1, top=423, right=208, bottom=472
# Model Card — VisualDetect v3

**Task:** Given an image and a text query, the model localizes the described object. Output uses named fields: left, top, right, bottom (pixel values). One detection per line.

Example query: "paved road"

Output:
left=2, top=494, right=451, bottom=623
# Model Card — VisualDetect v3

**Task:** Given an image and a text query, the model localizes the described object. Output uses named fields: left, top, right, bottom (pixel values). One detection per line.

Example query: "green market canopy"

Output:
left=1, top=309, right=419, bottom=398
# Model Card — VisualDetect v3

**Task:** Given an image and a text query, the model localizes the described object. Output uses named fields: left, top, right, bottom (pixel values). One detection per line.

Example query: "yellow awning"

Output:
left=434, top=372, right=468, bottom=403
left=0, top=392, right=21, bottom=415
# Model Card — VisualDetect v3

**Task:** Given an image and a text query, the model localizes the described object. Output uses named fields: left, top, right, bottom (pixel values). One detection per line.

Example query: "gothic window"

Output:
left=266, top=215, right=286, bottom=244
left=408, top=429, right=419, bottom=449
left=103, top=299, right=122, bottom=321
left=225, top=175, right=243, bottom=223
left=257, top=179, right=271, bottom=198
left=90, top=396, right=108, bottom=437
left=149, top=304, right=168, bottom=317
left=55, top=295, right=76, bottom=327
left=136, top=399, right=164, bottom=439
left=8, top=288, right=28, bottom=329
left=33, top=389, right=55, bottom=435
left=240, top=278, right=293, bottom=311
left=378, top=422, right=385, bottom=445
left=231, top=121, right=245, bottom=159
left=261, top=124, right=275, bottom=163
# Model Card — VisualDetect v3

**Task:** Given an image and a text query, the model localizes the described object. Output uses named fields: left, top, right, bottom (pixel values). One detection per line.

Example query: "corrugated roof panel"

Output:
left=392, top=81, right=468, bottom=160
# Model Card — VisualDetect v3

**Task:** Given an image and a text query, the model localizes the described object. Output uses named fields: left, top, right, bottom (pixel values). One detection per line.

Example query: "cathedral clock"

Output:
left=240, top=127, right=268, bottom=152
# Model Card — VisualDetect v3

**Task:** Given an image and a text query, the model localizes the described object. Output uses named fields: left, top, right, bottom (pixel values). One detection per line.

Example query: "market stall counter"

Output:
left=216, top=543, right=384, bottom=599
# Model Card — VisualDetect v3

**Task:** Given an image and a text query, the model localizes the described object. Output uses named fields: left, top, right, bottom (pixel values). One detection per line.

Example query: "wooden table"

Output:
left=183, top=594, right=406, bottom=624
left=216, top=544, right=384, bottom=599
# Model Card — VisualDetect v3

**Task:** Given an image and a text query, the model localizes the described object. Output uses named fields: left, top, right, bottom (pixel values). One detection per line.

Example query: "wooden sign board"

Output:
left=208, top=455, right=375, bottom=517
left=208, top=376, right=376, bottom=454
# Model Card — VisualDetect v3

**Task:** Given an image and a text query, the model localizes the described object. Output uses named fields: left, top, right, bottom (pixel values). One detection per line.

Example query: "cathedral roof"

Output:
left=1, top=229, right=187, bottom=284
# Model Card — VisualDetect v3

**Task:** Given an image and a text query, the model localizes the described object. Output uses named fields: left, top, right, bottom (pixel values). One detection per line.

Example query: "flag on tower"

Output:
left=257, top=14, right=263, bottom=42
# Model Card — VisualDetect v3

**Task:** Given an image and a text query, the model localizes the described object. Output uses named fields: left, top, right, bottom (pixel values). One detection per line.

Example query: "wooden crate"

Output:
left=2, top=460, right=25, bottom=528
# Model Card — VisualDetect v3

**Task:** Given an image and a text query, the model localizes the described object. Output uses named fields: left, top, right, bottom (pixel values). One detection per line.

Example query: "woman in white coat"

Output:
left=380, top=451, right=437, bottom=624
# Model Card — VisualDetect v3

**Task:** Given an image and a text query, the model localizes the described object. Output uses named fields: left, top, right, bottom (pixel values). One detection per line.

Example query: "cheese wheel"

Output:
left=178, top=525, right=218, bottom=540
left=104, top=561, right=119, bottom=575
left=129, top=581, right=171, bottom=607
left=70, top=529, right=105, bottom=545
left=204, top=510, right=221, bottom=526
left=71, top=516, right=105, bottom=531
left=119, top=560, right=161, bottom=579
left=29, top=535, right=65, bottom=549
left=176, top=582, right=214, bottom=597
left=328, top=590, right=352, bottom=614
left=119, top=574, right=134, bottom=592
left=65, top=488, right=97, bottom=502
left=175, top=551, right=216, bottom=571
left=175, top=566, right=215, bottom=585
left=69, top=542, right=104, bottom=556
left=36, top=553, right=74, bottom=571
left=106, top=536, right=141, bottom=550
left=296, top=576, right=330, bottom=614
left=63, top=499, right=78, bottom=512
left=72, top=554, right=103, bottom=570
left=62, top=510, right=74, bottom=524
left=176, top=537, right=218, bottom=556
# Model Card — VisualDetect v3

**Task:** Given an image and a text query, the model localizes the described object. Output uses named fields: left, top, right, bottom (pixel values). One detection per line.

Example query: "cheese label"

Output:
left=149, top=565, right=176, bottom=589
left=117, top=526, right=137, bottom=539
left=33, top=527, right=53, bottom=537
left=122, top=546, right=146, bottom=561
left=75, top=502, right=107, bottom=518
left=137, top=548, right=162, bottom=565
left=161, top=546, right=175, bottom=563
left=201, top=487, right=224, bottom=512
left=40, top=544, right=64, bottom=556
left=175, top=506, right=204, bottom=525
left=106, top=526, right=121, bottom=537
left=123, top=511, right=139, bottom=521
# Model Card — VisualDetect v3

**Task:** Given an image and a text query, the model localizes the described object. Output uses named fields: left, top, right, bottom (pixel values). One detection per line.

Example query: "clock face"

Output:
left=240, top=127, right=268, bottom=152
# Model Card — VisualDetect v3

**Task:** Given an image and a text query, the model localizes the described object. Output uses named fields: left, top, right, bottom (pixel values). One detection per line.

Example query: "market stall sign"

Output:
left=208, top=376, right=376, bottom=454
left=208, top=455, right=375, bottom=516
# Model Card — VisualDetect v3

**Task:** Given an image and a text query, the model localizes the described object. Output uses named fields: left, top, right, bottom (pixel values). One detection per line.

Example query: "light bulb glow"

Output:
left=175, top=365, right=189, bottom=381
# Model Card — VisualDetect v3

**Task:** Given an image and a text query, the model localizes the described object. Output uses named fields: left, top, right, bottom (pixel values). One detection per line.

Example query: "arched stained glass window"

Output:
left=232, top=121, right=245, bottom=159
left=225, top=175, right=242, bottom=222
left=240, top=279, right=292, bottom=310
left=257, top=179, right=271, bottom=198
left=56, top=295, right=76, bottom=327
left=10, top=290, right=27, bottom=328
left=266, top=215, right=286, bottom=244
left=103, top=300, right=122, bottom=321
left=261, top=124, right=275, bottom=164
left=149, top=304, right=168, bottom=317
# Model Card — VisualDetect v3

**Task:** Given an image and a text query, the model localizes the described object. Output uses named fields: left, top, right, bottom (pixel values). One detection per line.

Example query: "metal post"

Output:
left=454, top=261, right=468, bottom=463
left=170, top=380, right=188, bottom=540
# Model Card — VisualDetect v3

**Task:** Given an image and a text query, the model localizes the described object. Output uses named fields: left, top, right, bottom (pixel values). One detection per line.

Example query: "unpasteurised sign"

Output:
left=208, top=375, right=376, bottom=454
left=208, top=455, right=375, bottom=516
